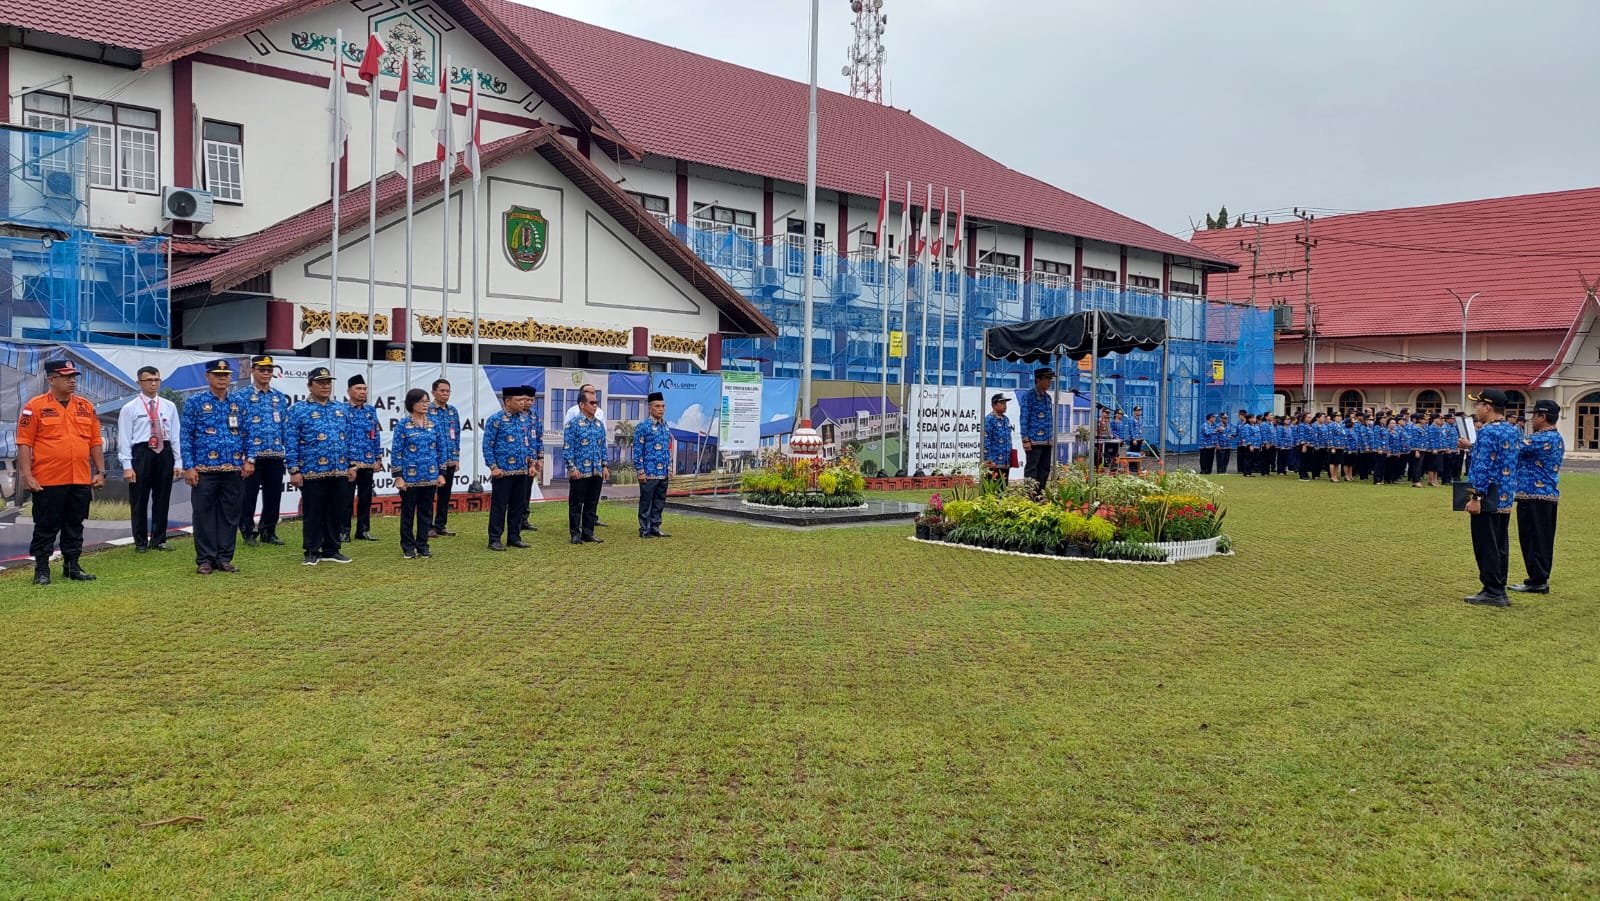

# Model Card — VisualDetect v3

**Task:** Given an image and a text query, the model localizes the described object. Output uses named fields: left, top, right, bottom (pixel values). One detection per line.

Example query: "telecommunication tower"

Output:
left=844, top=0, right=888, bottom=104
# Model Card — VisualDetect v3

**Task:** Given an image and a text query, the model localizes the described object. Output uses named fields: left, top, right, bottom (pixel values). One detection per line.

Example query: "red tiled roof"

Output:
left=1190, top=188, right=1600, bottom=337
left=171, top=129, right=775, bottom=337
left=480, top=0, right=1233, bottom=268
left=1274, top=360, right=1553, bottom=389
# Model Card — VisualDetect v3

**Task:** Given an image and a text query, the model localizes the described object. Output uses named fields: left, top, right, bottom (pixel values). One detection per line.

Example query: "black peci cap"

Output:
left=648, top=391, right=664, bottom=402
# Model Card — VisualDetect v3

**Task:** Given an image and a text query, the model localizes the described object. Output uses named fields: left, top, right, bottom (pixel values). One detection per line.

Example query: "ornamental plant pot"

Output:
left=915, top=522, right=931, bottom=540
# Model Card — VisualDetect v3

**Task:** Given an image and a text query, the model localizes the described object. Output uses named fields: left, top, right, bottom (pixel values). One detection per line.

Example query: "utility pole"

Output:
left=1238, top=215, right=1267, bottom=306
left=1255, top=210, right=1317, bottom=410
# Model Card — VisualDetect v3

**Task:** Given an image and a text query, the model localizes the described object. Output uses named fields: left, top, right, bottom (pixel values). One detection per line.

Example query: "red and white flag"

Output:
left=900, top=181, right=911, bottom=261
left=954, top=191, right=964, bottom=261
left=431, top=61, right=456, bottom=182
left=929, top=192, right=945, bottom=260
left=323, top=43, right=349, bottom=164
left=356, top=33, right=385, bottom=84
left=918, top=184, right=932, bottom=262
left=462, top=68, right=482, bottom=184
left=392, top=53, right=414, bottom=176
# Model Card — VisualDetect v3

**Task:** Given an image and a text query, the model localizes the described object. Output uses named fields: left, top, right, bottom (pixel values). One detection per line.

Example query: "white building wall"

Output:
left=1081, top=240, right=1120, bottom=280
left=1127, top=250, right=1163, bottom=280
left=260, top=147, right=722, bottom=356
left=1032, top=234, right=1075, bottom=270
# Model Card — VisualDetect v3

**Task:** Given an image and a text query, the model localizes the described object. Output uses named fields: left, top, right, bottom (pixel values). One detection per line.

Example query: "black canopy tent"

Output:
left=982, top=310, right=1170, bottom=488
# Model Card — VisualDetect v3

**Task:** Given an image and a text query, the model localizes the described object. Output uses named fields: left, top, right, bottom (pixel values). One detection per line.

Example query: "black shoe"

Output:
left=436, top=527, right=457, bottom=537
left=151, top=543, right=176, bottom=552
left=570, top=536, right=582, bottom=545
left=594, top=521, right=609, bottom=528
left=135, top=545, right=149, bottom=554
left=64, top=567, right=96, bottom=582
left=488, top=541, right=507, bottom=552
left=33, top=570, right=50, bottom=586
left=649, top=531, right=670, bottom=538
left=303, top=554, right=320, bottom=566
left=1508, top=583, right=1549, bottom=594
left=322, top=552, right=353, bottom=564
left=403, top=549, right=417, bottom=560
left=417, top=548, right=432, bottom=558
left=262, top=534, right=285, bottom=546
left=508, top=540, right=531, bottom=549
left=197, top=562, right=213, bottom=575
left=215, top=561, right=240, bottom=574
left=522, top=524, right=538, bottom=532
left=338, top=532, right=352, bottom=544
left=356, top=532, right=380, bottom=542
left=1463, top=592, right=1511, bottom=607
left=582, top=535, right=603, bottom=543
left=243, top=534, right=259, bottom=547
left=640, top=532, right=654, bottom=539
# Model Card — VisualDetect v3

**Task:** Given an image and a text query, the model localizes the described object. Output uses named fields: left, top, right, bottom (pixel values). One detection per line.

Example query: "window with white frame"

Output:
left=203, top=120, right=244, bottom=203
left=22, top=93, right=160, bottom=193
left=626, top=191, right=670, bottom=224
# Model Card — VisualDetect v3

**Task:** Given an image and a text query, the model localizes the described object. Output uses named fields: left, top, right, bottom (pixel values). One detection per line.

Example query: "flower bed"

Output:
left=912, top=467, right=1233, bottom=563
left=741, top=450, right=866, bottom=509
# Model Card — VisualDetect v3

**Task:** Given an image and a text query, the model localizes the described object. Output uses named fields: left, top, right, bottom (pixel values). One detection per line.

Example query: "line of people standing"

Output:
left=1198, top=409, right=1465, bottom=487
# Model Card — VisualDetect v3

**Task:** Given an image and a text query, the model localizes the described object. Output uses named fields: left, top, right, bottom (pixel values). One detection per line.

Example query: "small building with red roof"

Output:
left=1189, top=189, right=1600, bottom=451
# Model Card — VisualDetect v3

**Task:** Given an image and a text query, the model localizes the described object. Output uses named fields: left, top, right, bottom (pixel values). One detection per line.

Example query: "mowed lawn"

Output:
left=1, top=474, right=1598, bottom=899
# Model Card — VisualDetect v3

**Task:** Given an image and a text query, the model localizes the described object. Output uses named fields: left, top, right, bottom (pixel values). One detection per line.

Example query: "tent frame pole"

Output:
left=1089, top=309, right=1100, bottom=497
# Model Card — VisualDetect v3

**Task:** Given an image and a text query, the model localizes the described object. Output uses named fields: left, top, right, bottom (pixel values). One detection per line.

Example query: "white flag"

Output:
left=463, top=69, right=482, bottom=184
left=393, top=54, right=413, bottom=177
left=432, top=58, right=455, bottom=182
left=324, top=42, right=349, bottom=165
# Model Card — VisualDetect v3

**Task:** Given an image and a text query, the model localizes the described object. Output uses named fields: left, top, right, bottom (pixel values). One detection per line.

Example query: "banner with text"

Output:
left=719, top=371, right=762, bottom=453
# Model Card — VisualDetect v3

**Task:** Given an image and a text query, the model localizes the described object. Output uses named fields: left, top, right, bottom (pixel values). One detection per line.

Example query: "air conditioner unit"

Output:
left=1271, top=304, right=1294, bottom=331
left=753, top=265, right=784, bottom=293
left=161, top=186, right=215, bottom=224
left=42, top=170, right=76, bottom=200
left=833, top=272, right=861, bottom=300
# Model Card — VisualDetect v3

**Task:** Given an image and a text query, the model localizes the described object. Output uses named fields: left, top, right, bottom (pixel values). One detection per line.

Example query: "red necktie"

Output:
left=147, top=398, right=164, bottom=453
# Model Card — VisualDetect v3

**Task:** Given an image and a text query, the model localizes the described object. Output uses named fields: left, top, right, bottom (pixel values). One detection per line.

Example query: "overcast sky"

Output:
left=527, top=0, right=1599, bottom=239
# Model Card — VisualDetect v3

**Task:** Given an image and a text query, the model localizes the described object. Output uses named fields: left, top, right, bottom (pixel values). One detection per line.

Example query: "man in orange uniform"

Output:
left=16, top=359, right=107, bottom=585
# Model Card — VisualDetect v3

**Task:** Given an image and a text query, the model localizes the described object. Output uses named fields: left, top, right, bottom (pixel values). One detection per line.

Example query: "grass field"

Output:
left=2, top=474, right=1598, bottom=898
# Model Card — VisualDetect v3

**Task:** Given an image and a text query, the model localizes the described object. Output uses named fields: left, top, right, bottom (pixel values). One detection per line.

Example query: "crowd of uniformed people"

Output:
left=18, top=355, right=675, bottom=586
left=1198, top=408, right=1470, bottom=486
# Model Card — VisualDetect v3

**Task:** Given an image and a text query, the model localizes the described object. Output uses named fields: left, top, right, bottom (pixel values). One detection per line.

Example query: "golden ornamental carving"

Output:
left=414, top=314, right=630, bottom=350
left=650, top=334, right=707, bottom=361
left=626, top=360, right=649, bottom=372
left=384, top=348, right=406, bottom=362
left=299, top=306, right=390, bottom=337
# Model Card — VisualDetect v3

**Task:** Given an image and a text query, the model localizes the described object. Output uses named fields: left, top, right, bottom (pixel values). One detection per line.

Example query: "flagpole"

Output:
left=328, top=28, right=343, bottom=371
left=799, top=0, right=820, bottom=416
left=936, top=186, right=948, bottom=470
left=877, top=170, right=890, bottom=474
left=955, top=189, right=967, bottom=462
left=898, top=179, right=911, bottom=476
left=438, top=54, right=452, bottom=383
left=469, top=69, right=483, bottom=491
left=364, top=34, right=381, bottom=386
left=402, top=57, right=415, bottom=388
left=915, top=183, right=931, bottom=473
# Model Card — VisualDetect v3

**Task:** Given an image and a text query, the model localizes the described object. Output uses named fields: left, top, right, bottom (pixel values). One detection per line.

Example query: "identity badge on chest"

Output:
left=273, top=411, right=282, bottom=423
left=228, top=413, right=240, bottom=430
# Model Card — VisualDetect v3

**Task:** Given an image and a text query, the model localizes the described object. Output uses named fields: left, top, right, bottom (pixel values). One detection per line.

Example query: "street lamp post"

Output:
left=1447, top=289, right=1482, bottom=412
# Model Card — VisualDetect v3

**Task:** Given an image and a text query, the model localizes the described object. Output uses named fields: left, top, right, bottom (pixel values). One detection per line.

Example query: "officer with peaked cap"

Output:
left=16, top=359, right=106, bottom=585
left=182, top=358, right=249, bottom=574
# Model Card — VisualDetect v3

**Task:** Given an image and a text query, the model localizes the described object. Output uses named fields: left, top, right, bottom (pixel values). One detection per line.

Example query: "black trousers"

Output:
left=1237, top=447, right=1253, bottom=475
left=1215, top=448, right=1231, bottom=474
left=433, top=465, right=458, bottom=528
left=399, top=485, right=435, bottom=554
left=1276, top=447, right=1290, bottom=474
left=1448, top=452, right=1464, bottom=482
left=30, top=483, right=91, bottom=566
left=240, top=456, right=285, bottom=538
left=568, top=475, right=603, bottom=539
left=1024, top=443, right=1053, bottom=485
left=193, top=470, right=242, bottom=566
left=1198, top=447, right=1215, bottom=474
left=489, top=474, right=530, bottom=543
left=129, top=444, right=176, bottom=548
left=1515, top=499, right=1557, bottom=587
left=1407, top=452, right=1424, bottom=484
left=300, top=476, right=345, bottom=557
left=638, top=477, right=668, bottom=535
left=1469, top=511, right=1511, bottom=596
left=341, top=467, right=375, bottom=536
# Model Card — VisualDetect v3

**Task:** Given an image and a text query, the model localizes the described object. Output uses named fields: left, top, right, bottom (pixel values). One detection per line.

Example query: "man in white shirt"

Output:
left=117, top=365, right=182, bottom=552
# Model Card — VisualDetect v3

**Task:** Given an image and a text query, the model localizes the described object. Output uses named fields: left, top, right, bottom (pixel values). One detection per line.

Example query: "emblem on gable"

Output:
left=503, top=206, right=550, bottom=272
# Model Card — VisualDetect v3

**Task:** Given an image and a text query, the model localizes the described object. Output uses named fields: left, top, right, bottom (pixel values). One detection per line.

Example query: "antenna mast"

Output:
left=844, top=0, right=887, bottom=103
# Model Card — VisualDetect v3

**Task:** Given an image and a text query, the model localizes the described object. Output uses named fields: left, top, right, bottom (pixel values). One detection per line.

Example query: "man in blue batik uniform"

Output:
left=427, top=379, right=462, bottom=537
left=483, top=386, right=535, bottom=551
left=182, top=359, right=249, bottom=574
left=563, top=387, right=610, bottom=544
left=1510, top=399, right=1564, bottom=595
left=1017, top=368, right=1055, bottom=488
left=634, top=391, right=673, bottom=538
left=237, top=354, right=290, bottom=546
left=981, top=393, right=1014, bottom=493
left=285, top=366, right=354, bottom=566
left=341, top=374, right=383, bottom=542
left=1460, top=389, right=1521, bottom=607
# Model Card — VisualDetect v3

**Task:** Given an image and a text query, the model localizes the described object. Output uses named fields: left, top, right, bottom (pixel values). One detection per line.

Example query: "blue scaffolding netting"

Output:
left=676, top=225, right=1272, bottom=452
left=2, top=125, right=169, bottom=347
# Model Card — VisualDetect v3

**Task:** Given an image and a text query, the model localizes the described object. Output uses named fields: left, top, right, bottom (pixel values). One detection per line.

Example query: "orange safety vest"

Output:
left=16, top=392, right=102, bottom=486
